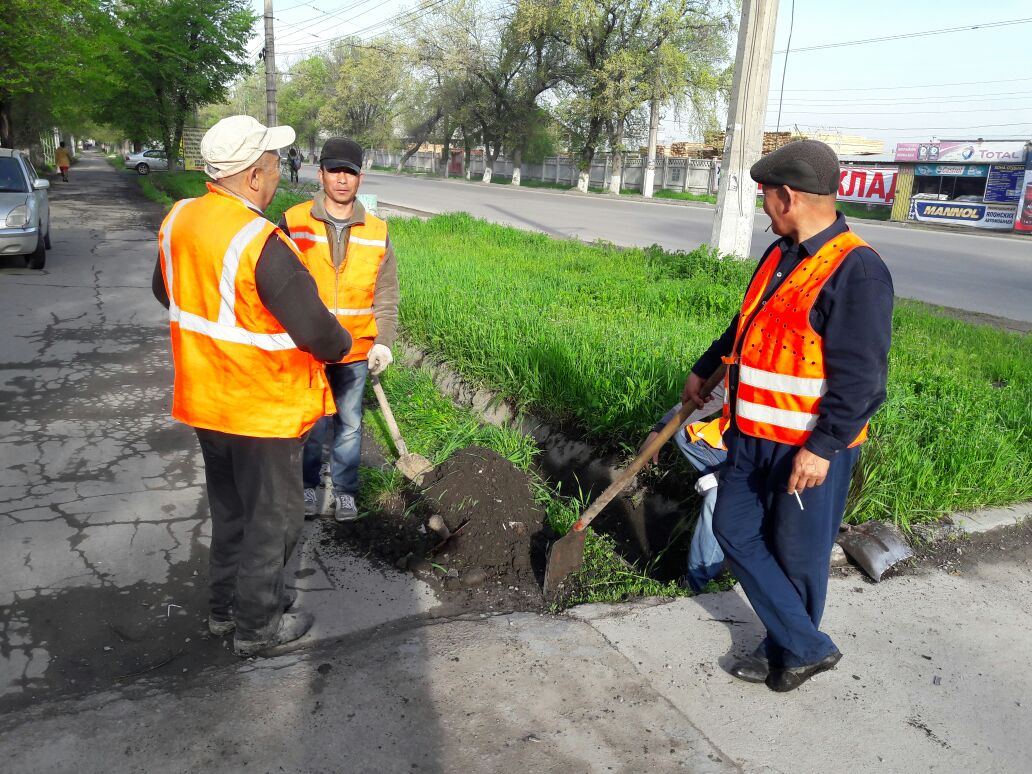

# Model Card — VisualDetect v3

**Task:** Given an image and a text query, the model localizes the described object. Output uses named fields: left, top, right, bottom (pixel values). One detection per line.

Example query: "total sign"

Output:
left=931, top=141, right=1026, bottom=164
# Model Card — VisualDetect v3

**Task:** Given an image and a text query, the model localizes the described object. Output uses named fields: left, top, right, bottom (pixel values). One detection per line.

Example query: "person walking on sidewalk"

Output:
left=54, top=142, right=72, bottom=182
left=280, top=137, right=399, bottom=523
left=287, top=147, right=301, bottom=183
left=682, top=140, right=893, bottom=692
left=152, top=115, right=351, bottom=657
left=640, top=388, right=729, bottom=592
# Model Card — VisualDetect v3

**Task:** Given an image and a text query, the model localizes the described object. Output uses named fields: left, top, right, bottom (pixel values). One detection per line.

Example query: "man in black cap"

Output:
left=682, top=139, right=893, bottom=691
left=280, top=138, right=399, bottom=522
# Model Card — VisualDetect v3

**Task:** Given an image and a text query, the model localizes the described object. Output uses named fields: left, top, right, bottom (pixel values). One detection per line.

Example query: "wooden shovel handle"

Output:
left=571, top=364, right=727, bottom=533
left=371, top=377, right=409, bottom=456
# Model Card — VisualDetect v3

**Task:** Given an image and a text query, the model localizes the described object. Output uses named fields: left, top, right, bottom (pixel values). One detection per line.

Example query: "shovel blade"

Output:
left=542, top=528, right=587, bottom=599
left=838, top=520, right=913, bottom=582
left=397, top=453, right=434, bottom=486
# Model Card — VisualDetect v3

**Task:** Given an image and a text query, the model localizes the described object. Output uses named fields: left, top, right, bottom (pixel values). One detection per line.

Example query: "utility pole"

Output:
left=642, top=96, right=660, bottom=198
left=263, top=0, right=278, bottom=126
left=710, top=0, right=780, bottom=258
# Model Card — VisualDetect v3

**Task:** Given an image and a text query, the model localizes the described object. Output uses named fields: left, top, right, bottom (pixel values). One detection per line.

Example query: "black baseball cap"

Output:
left=319, top=137, right=363, bottom=174
left=750, top=139, right=840, bottom=195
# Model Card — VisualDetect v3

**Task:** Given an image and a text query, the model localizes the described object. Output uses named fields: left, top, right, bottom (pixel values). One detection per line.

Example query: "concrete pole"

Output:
left=710, top=0, right=780, bottom=258
left=643, top=97, right=660, bottom=198
left=263, top=0, right=278, bottom=126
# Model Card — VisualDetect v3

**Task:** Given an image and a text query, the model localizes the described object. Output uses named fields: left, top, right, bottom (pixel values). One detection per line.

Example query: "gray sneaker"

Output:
left=303, top=487, right=318, bottom=518
left=233, top=610, right=315, bottom=657
left=333, top=493, right=359, bottom=523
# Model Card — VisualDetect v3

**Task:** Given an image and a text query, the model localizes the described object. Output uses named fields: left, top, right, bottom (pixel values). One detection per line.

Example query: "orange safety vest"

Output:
left=283, top=201, right=388, bottom=364
left=158, top=184, right=333, bottom=438
left=723, top=230, right=871, bottom=448
left=685, top=416, right=729, bottom=450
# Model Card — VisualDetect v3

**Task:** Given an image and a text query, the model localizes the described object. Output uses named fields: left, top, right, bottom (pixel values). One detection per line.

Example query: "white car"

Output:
left=0, top=148, right=51, bottom=270
left=124, top=148, right=170, bottom=175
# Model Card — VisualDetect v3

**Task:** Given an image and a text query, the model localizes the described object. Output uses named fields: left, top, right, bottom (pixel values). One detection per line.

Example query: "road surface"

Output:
left=302, top=167, right=1032, bottom=324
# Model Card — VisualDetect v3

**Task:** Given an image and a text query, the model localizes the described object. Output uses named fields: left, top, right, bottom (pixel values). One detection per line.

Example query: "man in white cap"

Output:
left=151, top=115, right=351, bottom=657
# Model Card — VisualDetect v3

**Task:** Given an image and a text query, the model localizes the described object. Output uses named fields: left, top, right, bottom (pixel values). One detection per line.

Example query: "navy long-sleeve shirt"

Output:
left=692, top=212, right=893, bottom=459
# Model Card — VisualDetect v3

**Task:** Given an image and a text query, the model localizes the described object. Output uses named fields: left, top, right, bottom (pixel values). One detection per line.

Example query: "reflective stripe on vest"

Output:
left=725, top=230, right=870, bottom=448
left=283, top=201, right=388, bottom=363
left=159, top=185, right=332, bottom=437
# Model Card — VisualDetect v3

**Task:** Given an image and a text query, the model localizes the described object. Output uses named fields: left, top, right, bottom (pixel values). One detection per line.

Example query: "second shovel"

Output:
left=371, top=376, right=435, bottom=486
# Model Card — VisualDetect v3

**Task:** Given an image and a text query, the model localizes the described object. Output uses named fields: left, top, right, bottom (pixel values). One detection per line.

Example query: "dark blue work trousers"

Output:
left=712, top=427, right=860, bottom=668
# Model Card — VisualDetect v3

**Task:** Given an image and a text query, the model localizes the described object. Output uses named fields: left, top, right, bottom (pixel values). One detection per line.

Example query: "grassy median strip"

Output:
left=388, top=213, right=1032, bottom=529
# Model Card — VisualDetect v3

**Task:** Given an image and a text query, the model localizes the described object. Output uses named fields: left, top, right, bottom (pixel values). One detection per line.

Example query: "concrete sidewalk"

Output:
left=1, top=155, right=1029, bottom=773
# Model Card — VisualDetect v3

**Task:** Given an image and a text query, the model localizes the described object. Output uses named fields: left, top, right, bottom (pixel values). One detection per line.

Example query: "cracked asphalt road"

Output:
left=0, top=155, right=442, bottom=712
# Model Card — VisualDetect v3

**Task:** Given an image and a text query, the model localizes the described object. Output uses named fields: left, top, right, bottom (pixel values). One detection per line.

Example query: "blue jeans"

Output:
left=673, top=429, right=728, bottom=591
left=302, top=360, right=368, bottom=495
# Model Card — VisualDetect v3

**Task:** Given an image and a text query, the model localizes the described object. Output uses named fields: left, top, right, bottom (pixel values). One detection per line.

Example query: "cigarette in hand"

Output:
left=793, top=490, right=805, bottom=511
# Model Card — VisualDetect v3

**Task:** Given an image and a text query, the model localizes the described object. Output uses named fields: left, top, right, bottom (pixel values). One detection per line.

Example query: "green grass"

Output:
left=135, top=169, right=310, bottom=223
left=837, top=201, right=892, bottom=221
left=654, top=190, right=718, bottom=204
left=363, top=357, right=677, bottom=605
left=387, top=212, right=1032, bottom=530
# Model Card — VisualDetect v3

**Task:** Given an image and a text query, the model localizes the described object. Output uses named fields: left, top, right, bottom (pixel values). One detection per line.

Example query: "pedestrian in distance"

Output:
left=288, top=146, right=301, bottom=183
left=683, top=139, right=893, bottom=692
left=152, top=115, right=351, bottom=657
left=639, top=387, right=729, bottom=592
left=54, top=141, right=72, bottom=182
left=280, top=137, right=399, bottom=522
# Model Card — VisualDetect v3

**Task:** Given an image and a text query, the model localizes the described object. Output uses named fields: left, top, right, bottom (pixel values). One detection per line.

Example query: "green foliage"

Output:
left=388, top=213, right=1032, bottom=528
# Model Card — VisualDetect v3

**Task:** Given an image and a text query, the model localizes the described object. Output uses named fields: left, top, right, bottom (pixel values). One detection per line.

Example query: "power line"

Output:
left=773, top=18, right=1032, bottom=54
left=767, top=105, right=1032, bottom=116
left=767, top=91, right=1032, bottom=106
left=769, top=76, right=1032, bottom=93
left=785, top=122, right=1032, bottom=131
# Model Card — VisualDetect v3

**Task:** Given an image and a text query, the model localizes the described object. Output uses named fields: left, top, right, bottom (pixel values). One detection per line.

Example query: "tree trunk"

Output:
left=608, top=120, right=624, bottom=194
left=643, top=97, right=660, bottom=198
left=482, top=140, right=499, bottom=184
left=396, top=108, right=444, bottom=173
left=440, top=116, right=450, bottom=178
left=0, top=101, right=12, bottom=149
left=511, top=147, right=522, bottom=186
left=577, top=145, right=595, bottom=193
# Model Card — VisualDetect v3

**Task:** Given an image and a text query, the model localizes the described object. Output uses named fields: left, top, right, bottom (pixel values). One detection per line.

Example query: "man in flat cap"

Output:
left=152, top=115, right=351, bottom=656
left=279, top=137, right=399, bottom=522
left=682, top=139, right=893, bottom=691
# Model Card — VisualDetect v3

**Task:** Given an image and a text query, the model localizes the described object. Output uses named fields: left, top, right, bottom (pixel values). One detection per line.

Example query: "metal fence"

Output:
left=367, top=149, right=718, bottom=195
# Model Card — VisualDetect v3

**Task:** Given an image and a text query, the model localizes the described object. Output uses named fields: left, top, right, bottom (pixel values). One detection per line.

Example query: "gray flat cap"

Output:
left=750, top=139, right=840, bottom=195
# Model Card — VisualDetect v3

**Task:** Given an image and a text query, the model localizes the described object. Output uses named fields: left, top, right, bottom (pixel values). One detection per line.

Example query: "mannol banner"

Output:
left=838, top=166, right=897, bottom=204
left=909, top=199, right=1018, bottom=230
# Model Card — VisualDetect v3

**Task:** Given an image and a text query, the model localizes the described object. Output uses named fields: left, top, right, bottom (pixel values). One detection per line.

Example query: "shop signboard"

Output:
left=838, top=166, right=897, bottom=204
left=983, top=164, right=1025, bottom=204
left=908, top=199, right=1017, bottom=230
left=914, top=164, right=988, bottom=177
left=904, top=141, right=1026, bottom=164
left=1014, top=156, right=1032, bottom=234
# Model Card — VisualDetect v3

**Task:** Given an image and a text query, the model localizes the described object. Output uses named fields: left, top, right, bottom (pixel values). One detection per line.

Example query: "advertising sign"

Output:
left=908, top=199, right=1017, bottom=230
left=902, top=141, right=1027, bottom=164
left=181, top=126, right=206, bottom=171
left=838, top=166, right=897, bottom=204
left=983, top=164, right=1025, bottom=204
left=914, top=164, right=988, bottom=177
left=1014, top=155, right=1032, bottom=234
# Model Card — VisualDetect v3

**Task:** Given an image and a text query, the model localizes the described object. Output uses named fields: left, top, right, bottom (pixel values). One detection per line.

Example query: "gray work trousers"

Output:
left=195, top=428, right=305, bottom=642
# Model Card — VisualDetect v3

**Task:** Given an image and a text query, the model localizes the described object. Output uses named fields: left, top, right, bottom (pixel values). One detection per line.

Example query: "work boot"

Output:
left=333, top=493, right=359, bottom=523
left=728, top=649, right=770, bottom=683
left=233, top=610, right=315, bottom=657
left=303, top=487, right=317, bottom=518
left=208, top=592, right=298, bottom=636
left=765, top=650, right=842, bottom=692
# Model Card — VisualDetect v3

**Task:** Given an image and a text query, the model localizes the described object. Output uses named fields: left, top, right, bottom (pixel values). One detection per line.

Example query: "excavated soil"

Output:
left=321, top=446, right=552, bottom=611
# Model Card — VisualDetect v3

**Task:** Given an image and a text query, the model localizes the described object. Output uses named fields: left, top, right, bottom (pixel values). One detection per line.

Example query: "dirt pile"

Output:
left=326, top=446, right=550, bottom=610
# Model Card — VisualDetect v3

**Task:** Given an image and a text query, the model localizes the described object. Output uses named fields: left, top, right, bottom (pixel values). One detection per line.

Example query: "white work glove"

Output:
left=367, top=344, right=393, bottom=376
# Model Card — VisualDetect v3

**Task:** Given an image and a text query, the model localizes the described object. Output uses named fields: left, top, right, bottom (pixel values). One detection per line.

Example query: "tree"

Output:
left=94, top=0, right=256, bottom=169
left=279, top=56, right=332, bottom=159
left=0, top=0, right=100, bottom=148
left=519, top=0, right=730, bottom=191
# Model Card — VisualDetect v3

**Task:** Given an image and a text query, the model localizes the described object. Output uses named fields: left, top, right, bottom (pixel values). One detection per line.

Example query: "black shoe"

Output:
left=728, top=652, right=769, bottom=683
left=765, top=650, right=842, bottom=692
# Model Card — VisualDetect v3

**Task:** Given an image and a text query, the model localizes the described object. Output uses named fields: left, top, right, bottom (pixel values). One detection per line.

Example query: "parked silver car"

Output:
left=0, top=148, right=51, bottom=270
left=124, top=148, right=169, bottom=175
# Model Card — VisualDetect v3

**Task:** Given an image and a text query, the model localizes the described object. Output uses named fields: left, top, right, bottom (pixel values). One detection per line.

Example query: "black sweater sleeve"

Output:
left=255, top=233, right=351, bottom=363
left=153, top=255, right=170, bottom=309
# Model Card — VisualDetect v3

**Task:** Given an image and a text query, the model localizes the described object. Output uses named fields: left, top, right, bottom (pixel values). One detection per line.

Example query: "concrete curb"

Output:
left=948, top=502, right=1032, bottom=534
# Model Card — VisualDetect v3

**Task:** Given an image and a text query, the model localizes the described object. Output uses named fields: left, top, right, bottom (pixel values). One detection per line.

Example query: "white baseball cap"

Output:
left=200, top=115, right=296, bottom=179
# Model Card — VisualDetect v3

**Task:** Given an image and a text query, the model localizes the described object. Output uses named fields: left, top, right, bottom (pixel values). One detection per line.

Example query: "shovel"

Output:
left=543, top=365, right=727, bottom=598
left=371, top=376, right=435, bottom=486
left=837, top=521, right=913, bottom=581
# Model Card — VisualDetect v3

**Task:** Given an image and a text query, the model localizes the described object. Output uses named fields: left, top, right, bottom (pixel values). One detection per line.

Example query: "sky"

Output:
left=248, top=0, right=1032, bottom=151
